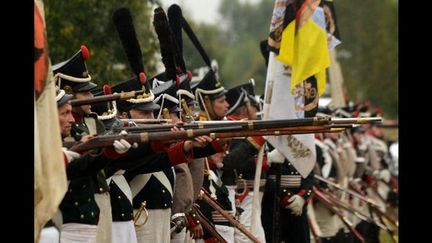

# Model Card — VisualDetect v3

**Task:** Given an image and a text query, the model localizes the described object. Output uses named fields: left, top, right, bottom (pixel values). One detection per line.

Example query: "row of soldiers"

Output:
left=37, top=5, right=398, bottom=243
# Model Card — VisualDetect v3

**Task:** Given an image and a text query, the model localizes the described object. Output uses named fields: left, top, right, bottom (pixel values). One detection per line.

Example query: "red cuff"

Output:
left=211, top=139, right=224, bottom=152
left=281, top=195, right=291, bottom=208
left=102, top=147, right=124, bottom=160
left=297, top=189, right=306, bottom=197
left=186, top=214, right=199, bottom=229
left=247, top=136, right=265, bottom=150
left=365, top=175, right=376, bottom=187
left=204, top=238, right=219, bottom=243
left=63, top=152, right=68, bottom=167
left=167, top=141, right=192, bottom=166
left=151, top=142, right=165, bottom=152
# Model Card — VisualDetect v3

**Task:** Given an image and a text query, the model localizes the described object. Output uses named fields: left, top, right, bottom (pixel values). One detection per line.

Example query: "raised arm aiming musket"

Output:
left=69, top=125, right=243, bottom=153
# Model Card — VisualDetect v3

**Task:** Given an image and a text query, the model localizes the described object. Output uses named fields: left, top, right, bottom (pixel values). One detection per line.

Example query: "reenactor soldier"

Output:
left=262, top=146, right=314, bottom=243
left=119, top=79, right=210, bottom=243
left=91, top=85, right=139, bottom=243
left=53, top=46, right=132, bottom=243
left=223, top=81, right=267, bottom=243
left=191, top=70, right=236, bottom=242
left=38, top=89, right=75, bottom=243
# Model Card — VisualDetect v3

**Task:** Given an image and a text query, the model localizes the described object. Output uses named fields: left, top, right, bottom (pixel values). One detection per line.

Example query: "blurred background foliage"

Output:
left=44, top=0, right=397, bottom=118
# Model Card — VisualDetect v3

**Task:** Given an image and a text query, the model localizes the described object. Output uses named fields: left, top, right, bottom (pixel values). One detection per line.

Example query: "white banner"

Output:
left=263, top=52, right=316, bottom=178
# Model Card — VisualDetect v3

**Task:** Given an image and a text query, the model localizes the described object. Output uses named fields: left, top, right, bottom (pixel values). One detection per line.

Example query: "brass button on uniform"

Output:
left=88, top=198, right=91, bottom=202
left=80, top=214, right=84, bottom=219
left=162, top=189, right=165, bottom=193
left=91, top=212, right=94, bottom=216
left=99, top=188, right=103, bottom=192
left=118, top=196, right=121, bottom=199
left=74, top=202, right=79, bottom=206
left=121, top=213, right=125, bottom=217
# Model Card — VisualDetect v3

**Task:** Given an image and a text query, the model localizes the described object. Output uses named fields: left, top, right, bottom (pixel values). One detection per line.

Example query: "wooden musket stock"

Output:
left=199, top=189, right=260, bottom=243
left=69, top=126, right=242, bottom=153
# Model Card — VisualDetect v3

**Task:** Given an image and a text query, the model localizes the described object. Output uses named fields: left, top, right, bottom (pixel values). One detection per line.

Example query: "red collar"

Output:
left=227, top=115, right=242, bottom=121
left=72, top=112, right=83, bottom=124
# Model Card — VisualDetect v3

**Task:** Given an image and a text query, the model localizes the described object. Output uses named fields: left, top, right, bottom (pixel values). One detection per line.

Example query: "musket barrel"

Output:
left=330, top=117, right=382, bottom=124
left=314, top=174, right=380, bottom=207
left=312, top=186, right=366, bottom=243
left=70, top=90, right=145, bottom=106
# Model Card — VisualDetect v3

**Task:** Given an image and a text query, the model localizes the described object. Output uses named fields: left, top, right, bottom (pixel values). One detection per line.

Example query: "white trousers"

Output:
left=215, top=224, right=235, bottom=243
left=234, top=192, right=266, bottom=243
left=170, top=227, right=197, bottom=243
left=39, top=226, right=59, bottom=243
left=112, top=220, right=137, bottom=243
left=61, top=223, right=97, bottom=243
left=135, top=208, right=171, bottom=243
left=94, top=192, right=112, bottom=243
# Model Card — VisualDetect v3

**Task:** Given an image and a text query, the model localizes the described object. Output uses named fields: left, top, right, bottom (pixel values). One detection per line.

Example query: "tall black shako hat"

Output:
left=56, top=89, right=73, bottom=108
left=151, top=72, right=196, bottom=107
left=52, top=45, right=97, bottom=94
left=112, top=76, right=159, bottom=113
left=178, top=5, right=226, bottom=119
left=226, top=79, right=259, bottom=115
left=152, top=80, right=182, bottom=118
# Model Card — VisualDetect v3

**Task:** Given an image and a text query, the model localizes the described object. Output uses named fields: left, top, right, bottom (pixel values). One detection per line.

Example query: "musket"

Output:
left=114, top=118, right=353, bottom=133
left=120, top=118, right=172, bottom=124
left=307, top=215, right=322, bottom=243
left=193, top=204, right=227, bottom=243
left=330, top=117, right=383, bottom=125
left=314, top=174, right=381, bottom=208
left=199, top=189, right=261, bottom=243
left=348, top=180, right=399, bottom=228
left=312, top=186, right=366, bottom=243
left=70, top=90, right=147, bottom=107
left=323, top=188, right=389, bottom=231
left=213, top=127, right=345, bottom=138
left=68, top=125, right=242, bottom=153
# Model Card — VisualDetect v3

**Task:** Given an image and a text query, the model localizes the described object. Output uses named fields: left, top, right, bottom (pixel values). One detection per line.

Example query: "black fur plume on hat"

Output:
left=113, top=8, right=150, bottom=93
left=153, top=7, right=177, bottom=82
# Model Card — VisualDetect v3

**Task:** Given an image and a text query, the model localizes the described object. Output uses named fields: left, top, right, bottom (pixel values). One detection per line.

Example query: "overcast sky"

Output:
left=159, top=0, right=260, bottom=24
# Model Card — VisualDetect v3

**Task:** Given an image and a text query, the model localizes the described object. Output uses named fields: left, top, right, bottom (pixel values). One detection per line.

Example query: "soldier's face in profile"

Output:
left=58, top=103, right=75, bottom=138
left=74, top=91, right=93, bottom=114
left=248, top=105, right=258, bottom=120
left=209, top=152, right=225, bottom=169
left=170, top=112, right=181, bottom=123
left=129, top=108, right=154, bottom=119
left=212, top=95, right=229, bottom=118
